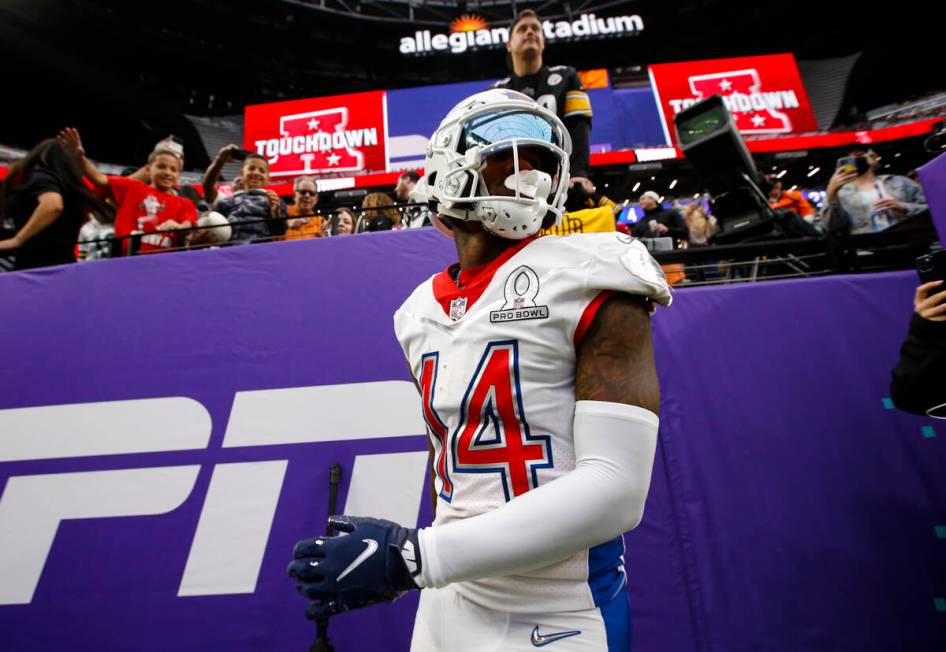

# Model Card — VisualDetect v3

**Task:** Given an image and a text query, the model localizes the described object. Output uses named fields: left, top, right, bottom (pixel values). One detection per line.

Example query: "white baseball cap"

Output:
left=640, top=191, right=661, bottom=203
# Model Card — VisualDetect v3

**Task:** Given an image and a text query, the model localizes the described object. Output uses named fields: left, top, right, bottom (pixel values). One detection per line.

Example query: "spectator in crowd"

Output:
left=823, top=148, right=928, bottom=234
left=493, top=9, right=593, bottom=188
left=891, top=278, right=946, bottom=418
left=680, top=203, right=722, bottom=283
left=60, top=128, right=196, bottom=255
left=125, top=136, right=207, bottom=212
left=683, top=203, right=718, bottom=246
left=768, top=178, right=814, bottom=223
left=212, top=154, right=287, bottom=243
left=396, top=170, right=432, bottom=228
left=329, top=208, right=356, bottom=236
left=357, top=192, right=401, bottom=232
left=0, top=135, right=113, bottom=269
left=283, top=176, right=325, bottom=241
left=125, top=136, right=184, bottom=183
left=631, top=191, right=689, bottom=246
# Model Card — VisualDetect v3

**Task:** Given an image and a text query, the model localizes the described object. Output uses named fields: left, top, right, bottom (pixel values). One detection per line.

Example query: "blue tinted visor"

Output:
left=463, top=110, right=562, bottom=175
left=463, top=110, right=559, bottom=150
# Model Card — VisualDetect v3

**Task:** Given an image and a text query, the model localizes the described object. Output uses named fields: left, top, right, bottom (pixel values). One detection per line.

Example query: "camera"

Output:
left=673, top=95, right=775, bottom=242
left=917, top=250, right=946, bottom=284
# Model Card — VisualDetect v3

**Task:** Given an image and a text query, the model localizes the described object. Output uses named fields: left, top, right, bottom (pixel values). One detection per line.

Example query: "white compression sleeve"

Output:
left=415, top=400, right=659, bottom=589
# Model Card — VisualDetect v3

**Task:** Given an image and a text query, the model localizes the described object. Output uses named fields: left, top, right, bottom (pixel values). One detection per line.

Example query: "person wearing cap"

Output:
left=631, top=191, right=689, bottom=246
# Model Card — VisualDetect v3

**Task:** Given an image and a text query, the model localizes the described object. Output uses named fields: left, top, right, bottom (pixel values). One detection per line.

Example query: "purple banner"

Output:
left=0, top=231, right=943, bottom=651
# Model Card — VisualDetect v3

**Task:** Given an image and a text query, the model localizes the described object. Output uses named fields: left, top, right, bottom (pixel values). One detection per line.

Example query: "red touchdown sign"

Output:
left=244, top=90, right=389, bottom=177
left=648, top=53, right=818, bottom=144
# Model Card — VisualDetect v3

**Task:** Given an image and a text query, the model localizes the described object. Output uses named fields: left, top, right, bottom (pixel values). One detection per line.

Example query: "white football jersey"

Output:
left=394, top=232, right=671, bottom=614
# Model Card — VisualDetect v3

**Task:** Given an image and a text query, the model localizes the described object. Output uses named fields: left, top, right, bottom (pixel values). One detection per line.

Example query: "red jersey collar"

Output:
left=432, top=235, right=539, bottom=319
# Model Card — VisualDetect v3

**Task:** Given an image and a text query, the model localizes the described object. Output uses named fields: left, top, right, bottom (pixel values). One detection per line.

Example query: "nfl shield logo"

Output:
left=449, top=297, right=468, bottom=321
left=513, top=297, right=525, bottom=309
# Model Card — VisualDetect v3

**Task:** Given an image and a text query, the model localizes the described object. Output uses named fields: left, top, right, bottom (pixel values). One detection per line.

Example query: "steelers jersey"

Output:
left=493, top=65, right=593, bottom=121
left=393, top=232, right=671, bottom=613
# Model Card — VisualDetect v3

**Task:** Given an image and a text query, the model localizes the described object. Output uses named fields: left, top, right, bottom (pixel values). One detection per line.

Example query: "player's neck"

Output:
left=512, top=55, right=542, bottom=77
left=453, top=230, right=517, bottom=271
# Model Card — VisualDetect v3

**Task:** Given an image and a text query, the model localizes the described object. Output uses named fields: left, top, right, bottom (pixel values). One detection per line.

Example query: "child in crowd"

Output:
left=211, top=153, right=287, bottom=243
left=60, top=128, right=196, bottom=255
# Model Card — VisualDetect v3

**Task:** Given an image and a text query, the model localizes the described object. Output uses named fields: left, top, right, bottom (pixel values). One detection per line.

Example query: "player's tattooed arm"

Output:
left=575, top=293, right=660, bottom=414
left=407, top=358, right=438, bottom=517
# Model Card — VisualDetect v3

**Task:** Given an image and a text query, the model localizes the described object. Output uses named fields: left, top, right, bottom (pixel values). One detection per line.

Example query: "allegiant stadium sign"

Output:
left=400, top=13, right=644, bottom=56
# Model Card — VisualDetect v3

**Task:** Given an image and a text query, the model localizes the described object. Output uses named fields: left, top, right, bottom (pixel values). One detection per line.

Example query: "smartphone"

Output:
left=836, top=156, right=869, bottom=176
left=917, top=251, right=946, bottom=284
left=836, top=156, right=856, bottom=174
left=230, top=148, right=249, bottom=161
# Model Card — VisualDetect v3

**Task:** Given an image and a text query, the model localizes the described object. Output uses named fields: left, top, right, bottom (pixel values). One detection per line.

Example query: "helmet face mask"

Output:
left=411, top=90, right=572, bottom=240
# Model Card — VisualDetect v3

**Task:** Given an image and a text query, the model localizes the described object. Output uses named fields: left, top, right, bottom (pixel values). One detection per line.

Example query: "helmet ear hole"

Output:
left=460, top=171, right=475, bottom=198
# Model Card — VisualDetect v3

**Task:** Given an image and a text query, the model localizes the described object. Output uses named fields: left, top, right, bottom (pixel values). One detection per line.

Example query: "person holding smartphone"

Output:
left=202, top=143, right=250, bottom=205
left=890, top=251, right=946, bottom=418
left=209, top=151, right=287, bottom=244
left=822, top=148, right=928, bottom=234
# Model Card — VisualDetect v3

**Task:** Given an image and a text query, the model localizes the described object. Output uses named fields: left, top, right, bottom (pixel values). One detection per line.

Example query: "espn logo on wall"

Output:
left=244, top=90, right=389, bottom=177
left=648, top=53, right=818, bottom=144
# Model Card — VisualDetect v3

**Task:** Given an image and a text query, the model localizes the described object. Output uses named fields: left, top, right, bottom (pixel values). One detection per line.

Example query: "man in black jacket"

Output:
left=630, top=191, right=690, bottom=246
left=891, top=279, right=946, bottom=418
left=493, top=9, right=593, bottom=190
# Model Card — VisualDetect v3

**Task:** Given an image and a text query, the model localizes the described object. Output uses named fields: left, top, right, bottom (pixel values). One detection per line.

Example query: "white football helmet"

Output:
left=410, top=89, right=572, bottom=239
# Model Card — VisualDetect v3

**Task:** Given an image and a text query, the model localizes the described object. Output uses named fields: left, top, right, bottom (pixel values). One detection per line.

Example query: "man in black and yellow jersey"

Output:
left=494, top=9, right=593, bottom=189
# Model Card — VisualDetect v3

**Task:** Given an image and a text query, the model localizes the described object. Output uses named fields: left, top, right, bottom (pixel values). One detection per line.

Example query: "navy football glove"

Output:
left=287, top=515, right=422, bottom=619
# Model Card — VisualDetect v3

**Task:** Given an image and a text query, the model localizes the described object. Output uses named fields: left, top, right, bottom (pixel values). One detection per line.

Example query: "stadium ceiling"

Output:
left=0, top=0, right=934, bottom=169
left=280, top=0, right=637, bottom=26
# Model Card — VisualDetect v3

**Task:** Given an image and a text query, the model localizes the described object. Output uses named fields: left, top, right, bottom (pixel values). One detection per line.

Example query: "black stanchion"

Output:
left=310, top=463, right=342, bottom=652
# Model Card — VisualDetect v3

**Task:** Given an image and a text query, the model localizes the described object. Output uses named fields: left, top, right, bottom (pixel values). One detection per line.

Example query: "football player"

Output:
left=288, top=89, right=671, bottom=650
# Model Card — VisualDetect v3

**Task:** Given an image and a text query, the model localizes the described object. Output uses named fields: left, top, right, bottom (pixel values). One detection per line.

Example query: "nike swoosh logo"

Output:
left=400, top=539, right=417, bottom=575
left=531, top=626, right=581, bottom=647
left=336, top=539, right=379, bottom=582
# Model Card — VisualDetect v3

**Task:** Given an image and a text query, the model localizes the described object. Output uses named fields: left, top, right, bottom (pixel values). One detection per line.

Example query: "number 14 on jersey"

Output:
left=419, top=340, right=553, bottom=503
